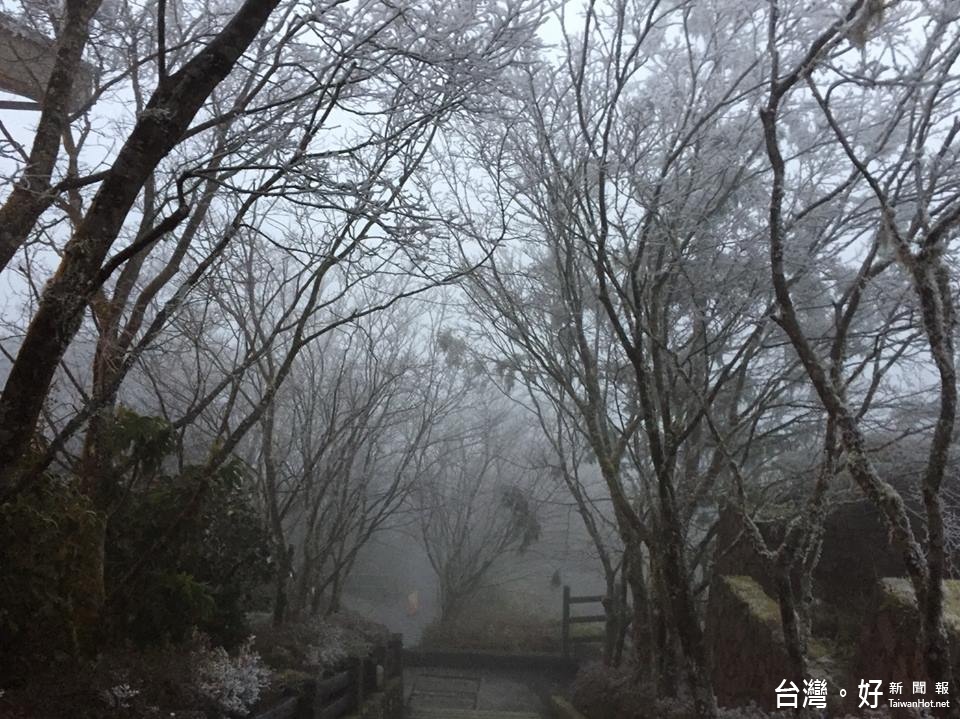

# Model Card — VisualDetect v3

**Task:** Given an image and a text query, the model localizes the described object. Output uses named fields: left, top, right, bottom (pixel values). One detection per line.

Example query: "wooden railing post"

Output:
left=371, top=644, right=385, bottom=691
left=364, top=655, right=377, bottom=695
left=353, top=656, right=365, bottom=710
left=562, top=584, right=571, bottom=658
left=296, top=677, right=316, bottom=719
left=386, top=633, right=402, bottom=679
left=311, top=639, right=404, bottom=719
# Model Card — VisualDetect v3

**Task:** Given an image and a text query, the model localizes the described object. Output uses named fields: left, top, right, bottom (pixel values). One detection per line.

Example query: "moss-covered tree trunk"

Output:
left=621, top=542, right=650, bottom=671
left=654, top=473, right=717, bottom=718
left=774, top=565, right=807, bottom=686
left=649, top=547, right=678, bottom=698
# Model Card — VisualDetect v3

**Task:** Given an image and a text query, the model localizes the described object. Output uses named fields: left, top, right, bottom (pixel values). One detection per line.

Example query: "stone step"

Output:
left=408, top=709, right=541, bottom=719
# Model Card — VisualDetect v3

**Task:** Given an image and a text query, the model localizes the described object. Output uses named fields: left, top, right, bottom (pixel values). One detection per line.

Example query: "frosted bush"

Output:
left=308, top=623, right=348, bottom=666
left=193, top=637, right=271, bottom=716
left=300, top=618, right=370, bottom=667
left=100, top=681, right=140, bottom=709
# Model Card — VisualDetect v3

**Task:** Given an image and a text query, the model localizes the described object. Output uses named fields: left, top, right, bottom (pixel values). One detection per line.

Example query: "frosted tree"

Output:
left=759, top=0, right=960, bottom=713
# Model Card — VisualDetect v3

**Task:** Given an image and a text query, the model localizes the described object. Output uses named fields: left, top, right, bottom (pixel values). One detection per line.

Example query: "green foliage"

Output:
left=0, top=475, right=104, bottom=676
left=125, top=571, right=217, bottom=646
left=2, top=407, right=271, bottom=671
left=106, top=451, right=272, bottom=648
left=104, top=407, right=175, bottom=476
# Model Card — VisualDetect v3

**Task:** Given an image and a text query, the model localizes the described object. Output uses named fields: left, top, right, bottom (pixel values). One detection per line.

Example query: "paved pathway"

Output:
left=408, top=711, right=542, bottom=719
left=405, top=667, right=544, bottom=719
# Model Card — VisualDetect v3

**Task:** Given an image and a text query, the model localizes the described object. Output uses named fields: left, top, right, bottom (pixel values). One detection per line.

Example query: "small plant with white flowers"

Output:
left=100, top=682, right=141, bottom=710
left=193, top=636, right=271, bottom=716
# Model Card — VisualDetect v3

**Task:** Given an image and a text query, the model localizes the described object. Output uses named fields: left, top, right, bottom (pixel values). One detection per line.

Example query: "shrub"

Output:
left=192, top=636, right=272, bottom=716
left=254, top=610, right=389, bottom=673
left=103, top=413, right=272, bottom=648
left=0, top=475, right=104, bottom=678
left=2, top=408, right=272, bottom=680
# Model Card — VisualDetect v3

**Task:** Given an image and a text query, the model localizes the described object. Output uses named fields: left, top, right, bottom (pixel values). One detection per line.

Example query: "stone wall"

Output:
left=854, top=579, right=960, bottom=690
left=706, top=575, right=960, bottom=714
left=706, top=575, right=796, bottom=711
left=706, top=575, right=844, bottom=711
left=714, top=503, right=908, bottom=614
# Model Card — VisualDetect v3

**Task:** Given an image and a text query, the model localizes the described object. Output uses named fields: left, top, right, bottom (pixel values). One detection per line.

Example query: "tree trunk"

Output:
left=294, top=545, right=315, bottom=617
left=921, top=574, right=959, bottom=719
left=774, top=564, right=807, bottom=685
left=655, top=479, right=718, bottom=718
left=272, top=544, right=293, bottom=627
left=602, top=574, right=618, bottom=666
left=650, top=553, right=678, bottom=698
left=613, top=570, right=629, bottom=667
left=326, top=569, right=343, bottom=616
left=624, top=541, right=652, bottom=674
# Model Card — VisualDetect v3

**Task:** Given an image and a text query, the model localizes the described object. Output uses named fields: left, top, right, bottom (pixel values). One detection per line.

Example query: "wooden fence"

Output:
left=561, top=586, right=606, bottom=658
left=253, top=633, right=403, bottom=719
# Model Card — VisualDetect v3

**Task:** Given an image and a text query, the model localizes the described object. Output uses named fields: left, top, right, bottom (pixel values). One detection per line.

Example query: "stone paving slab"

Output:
left=414, top=672, right=482, bottom=694
left=405, top=666, right=544, bottom=718
left=408, top=670, right=482, bottom=710
left=408, top=709, right=542, bottom=719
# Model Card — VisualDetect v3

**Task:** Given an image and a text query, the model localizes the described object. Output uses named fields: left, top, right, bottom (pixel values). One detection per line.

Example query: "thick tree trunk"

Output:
left=655, top=480, right=718, bottom=718
left=774, top=565, right=807, bottom=686
left=295, top=545, right=316, bottom=617
left=310, top=582, right=323, bottom=615
left=612, top=570, right=629, bottom=666
left=325, top=569, right=343, bottom=616
left=654, top=610, right=677, bottom=698
left=439, top=583, right=459, bottom=622
left=921, top=607, right=955, bottom=719
left=272, top=544, right=293, bottom=627
left=623, top=541, right=652, bottom=674
left=651, top=554, right=678, bottom=698
left=602, top=574, right=619, bottom=666
left=915, top=262, right=960, bottom=718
